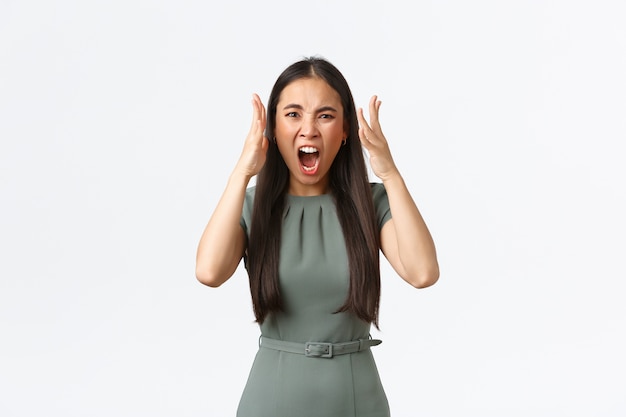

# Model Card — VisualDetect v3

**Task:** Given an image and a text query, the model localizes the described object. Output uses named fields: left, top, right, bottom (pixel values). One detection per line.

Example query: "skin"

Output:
left=196, top=78, right=439, bottom=289
left=275, top=78, right=347, bottom=196
left=358, top=96, right=439, bottom=287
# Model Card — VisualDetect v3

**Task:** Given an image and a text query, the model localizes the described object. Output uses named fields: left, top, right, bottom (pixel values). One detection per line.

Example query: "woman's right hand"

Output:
left=234, top=93, right=269, bottom=179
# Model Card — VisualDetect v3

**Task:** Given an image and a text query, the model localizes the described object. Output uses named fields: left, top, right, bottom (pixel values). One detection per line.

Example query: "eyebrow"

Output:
left=282, top=104, right=339, bottom=113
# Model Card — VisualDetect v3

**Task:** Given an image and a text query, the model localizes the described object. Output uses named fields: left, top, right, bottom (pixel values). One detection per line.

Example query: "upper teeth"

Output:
left=299, top=146, right=318, bottom=154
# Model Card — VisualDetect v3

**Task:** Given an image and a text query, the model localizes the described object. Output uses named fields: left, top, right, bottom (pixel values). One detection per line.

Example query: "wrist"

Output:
left=379, top=168, right=402, bottom=185
left=228, top=169, right=253, bottom=188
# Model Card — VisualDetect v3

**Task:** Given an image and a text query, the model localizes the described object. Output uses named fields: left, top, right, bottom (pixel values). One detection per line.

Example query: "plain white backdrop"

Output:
left=1, top=0, right=625, bottom=416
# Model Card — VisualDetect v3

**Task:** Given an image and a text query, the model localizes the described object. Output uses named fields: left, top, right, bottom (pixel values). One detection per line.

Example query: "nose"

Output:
left=299, top=114, right=319, bottom=138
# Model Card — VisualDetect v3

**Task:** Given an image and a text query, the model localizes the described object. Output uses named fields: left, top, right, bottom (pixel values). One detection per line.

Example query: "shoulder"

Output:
left=370, top=182, right=387, bottom=198
left=370, top=182, right=389, bottom=208
left=244, top=186, right=257, bottom=210
left=369, top=182, right=392, bottom=228
left=240, top=186, right=257, bottom=235
left=245, top=185, right=257, bottom=201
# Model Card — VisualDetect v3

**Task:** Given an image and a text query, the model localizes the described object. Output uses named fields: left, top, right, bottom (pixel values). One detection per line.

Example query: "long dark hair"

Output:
left=247, top=57, right=382, bottom=327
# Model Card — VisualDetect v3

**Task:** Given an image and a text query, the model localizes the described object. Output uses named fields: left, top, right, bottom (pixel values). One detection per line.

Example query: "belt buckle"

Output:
left=305, top=342, right=333, bottom=358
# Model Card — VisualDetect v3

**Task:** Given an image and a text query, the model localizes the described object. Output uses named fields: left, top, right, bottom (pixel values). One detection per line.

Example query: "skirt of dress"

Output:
left=236, top=346, right=390, bottom=417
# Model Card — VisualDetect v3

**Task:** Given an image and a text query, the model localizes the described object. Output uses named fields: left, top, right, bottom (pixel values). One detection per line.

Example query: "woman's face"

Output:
left=274, top=77, right=347, bottom=196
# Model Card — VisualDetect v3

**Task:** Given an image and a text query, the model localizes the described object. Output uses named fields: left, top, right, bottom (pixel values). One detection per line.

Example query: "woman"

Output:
left=196, top=56, right=439, bottom=416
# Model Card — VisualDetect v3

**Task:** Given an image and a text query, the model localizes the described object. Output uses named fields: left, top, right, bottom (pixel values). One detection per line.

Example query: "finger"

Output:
left=258, top=96, right=268, bottom=138
left=251, top=94, right=268, bottom=140
left=250, top=94, right=261, bottom=131
left=254, top=95, right=266, bottom=126
left=357, top=108, right=372, bottom=143
left=254, top=94, right=263, bottom=119
left=357, top=107, right=365, bottom=128
left=261, top=132, right=270, bottom=152
left=358, top=127, right=373, bottom=153
left=369, top=95, right=382, bottom=132
left=261, top=100, right=267, bottom=131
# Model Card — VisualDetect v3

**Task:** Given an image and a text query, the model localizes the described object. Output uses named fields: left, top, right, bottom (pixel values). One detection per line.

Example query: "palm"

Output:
left=237, top=94, right=269, bottom=178
left=357, top=96, right=397, bottom=181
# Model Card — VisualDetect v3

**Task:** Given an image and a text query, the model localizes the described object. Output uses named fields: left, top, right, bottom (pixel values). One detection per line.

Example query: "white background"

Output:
left=1, top=0, right=625, bottom=416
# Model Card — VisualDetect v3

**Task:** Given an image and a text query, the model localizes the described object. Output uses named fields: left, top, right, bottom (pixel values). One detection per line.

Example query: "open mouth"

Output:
left=298, top=146, right=319, bottom=173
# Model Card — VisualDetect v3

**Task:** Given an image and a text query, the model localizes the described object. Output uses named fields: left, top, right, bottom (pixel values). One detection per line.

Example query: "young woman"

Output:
left=196, top=57, right=439, bottom=416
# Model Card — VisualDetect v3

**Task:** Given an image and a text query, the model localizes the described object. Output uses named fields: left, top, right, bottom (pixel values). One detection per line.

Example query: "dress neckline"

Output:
left=286, top=193, right=333, bottom=201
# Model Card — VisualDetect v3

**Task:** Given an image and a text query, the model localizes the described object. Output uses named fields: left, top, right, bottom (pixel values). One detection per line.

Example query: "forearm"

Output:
left=382, top=171, right=439, bottom=287
left=195, top=171, right=251, bottom=287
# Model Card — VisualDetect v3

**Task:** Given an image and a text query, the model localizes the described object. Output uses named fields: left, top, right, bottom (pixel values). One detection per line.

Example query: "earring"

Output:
left=273, top=137, right=277, bottom=144
left=341, top=138, right=347, bottom=146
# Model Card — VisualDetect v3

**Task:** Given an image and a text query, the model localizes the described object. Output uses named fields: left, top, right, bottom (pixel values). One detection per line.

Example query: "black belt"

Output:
left=259, top=336, right=382, bottom=358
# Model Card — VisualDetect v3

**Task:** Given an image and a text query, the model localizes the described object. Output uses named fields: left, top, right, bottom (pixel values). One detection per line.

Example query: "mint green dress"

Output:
left=237, top=183, right=392, bottom=417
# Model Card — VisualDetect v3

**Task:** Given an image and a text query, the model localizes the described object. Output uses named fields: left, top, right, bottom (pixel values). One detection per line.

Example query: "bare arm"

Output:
left=195, top=94, right=269, bottom=287
left=358, top=96, right=439, bottom=288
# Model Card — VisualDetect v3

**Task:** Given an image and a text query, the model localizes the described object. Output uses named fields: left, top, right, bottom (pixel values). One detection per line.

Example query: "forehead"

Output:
left=278, top=77, right=342, bottom=107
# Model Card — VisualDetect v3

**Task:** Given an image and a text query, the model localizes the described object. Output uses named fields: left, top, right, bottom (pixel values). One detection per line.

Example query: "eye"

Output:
left=286, top=112, right=298, bottom=118
left=319, top=114, right=334, bottom=119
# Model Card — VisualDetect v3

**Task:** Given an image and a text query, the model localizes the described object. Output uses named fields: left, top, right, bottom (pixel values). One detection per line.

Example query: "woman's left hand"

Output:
left=357, top=96, right=398, bottom=181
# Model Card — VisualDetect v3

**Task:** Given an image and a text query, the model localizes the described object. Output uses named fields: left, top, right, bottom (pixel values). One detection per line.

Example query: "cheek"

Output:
left=275, top=119, right=294, bottom=136
left=327, top=124, right=346, bottom=142
left=275, top=139, right=289, bottom=158
left=274, top=138, right=296, bottom=167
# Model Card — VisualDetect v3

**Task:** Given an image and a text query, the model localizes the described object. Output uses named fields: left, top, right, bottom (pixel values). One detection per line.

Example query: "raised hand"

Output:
left=235, top=93, right=269, bottom=178
left=357, top=95, right=398, bottom=181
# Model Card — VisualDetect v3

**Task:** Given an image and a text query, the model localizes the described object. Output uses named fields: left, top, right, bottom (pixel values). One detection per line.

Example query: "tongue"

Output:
left=300, top=153, right=317, bottom=168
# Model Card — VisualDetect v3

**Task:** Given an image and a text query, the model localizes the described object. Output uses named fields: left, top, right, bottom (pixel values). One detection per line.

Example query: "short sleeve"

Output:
left=240, top=186, right=256, bottom=238
left=370, top=182, right=392, bottom=231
